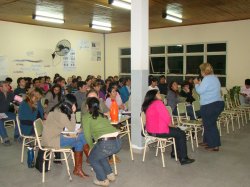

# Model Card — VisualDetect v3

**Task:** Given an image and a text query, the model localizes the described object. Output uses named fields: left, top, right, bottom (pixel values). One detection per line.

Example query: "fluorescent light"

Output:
left=108, top=0, right=131, bottom=10
left=162, top=13, right=182, bottom=23
left=33, top=15, right=64, bottom=24
left=92, top=20, right=111, bottom=28
left=89, top=21, right=112, bottom=31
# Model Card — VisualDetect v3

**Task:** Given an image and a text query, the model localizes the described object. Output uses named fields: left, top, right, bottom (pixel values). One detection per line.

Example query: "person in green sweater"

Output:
left=82, top=97, right=122, bottom=187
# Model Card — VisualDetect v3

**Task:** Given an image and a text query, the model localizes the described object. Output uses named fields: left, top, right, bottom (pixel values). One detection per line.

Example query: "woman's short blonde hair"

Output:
left=199, top=63, right=214, bottom=75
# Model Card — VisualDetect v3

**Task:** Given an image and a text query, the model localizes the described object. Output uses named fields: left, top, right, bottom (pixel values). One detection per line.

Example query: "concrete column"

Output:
left=131, top=0, right=149, bottom=151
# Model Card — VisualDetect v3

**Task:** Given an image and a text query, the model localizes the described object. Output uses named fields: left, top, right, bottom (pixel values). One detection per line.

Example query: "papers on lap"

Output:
left=0, top=113, right=8, bottom=119
left=61, top=123, right=81, bottom=134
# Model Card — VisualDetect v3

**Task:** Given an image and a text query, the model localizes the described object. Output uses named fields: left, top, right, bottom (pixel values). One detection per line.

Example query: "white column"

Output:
left=131, top=0, right=149, bottom=151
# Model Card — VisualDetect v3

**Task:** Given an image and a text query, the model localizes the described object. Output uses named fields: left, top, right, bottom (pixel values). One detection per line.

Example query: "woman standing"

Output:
left=82, top=97, right=121, bottom=186
left=142, top=89, right=195, bottom=165
left=42, top=94, right=89, bottom=178
left=194, top=63, right=224, bottom=151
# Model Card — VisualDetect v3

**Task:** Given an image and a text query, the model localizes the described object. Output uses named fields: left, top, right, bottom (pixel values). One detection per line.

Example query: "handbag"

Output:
left=35, top=149, right=49, bottom=173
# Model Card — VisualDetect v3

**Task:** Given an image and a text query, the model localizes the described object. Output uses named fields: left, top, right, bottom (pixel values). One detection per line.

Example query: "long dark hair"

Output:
left=141, top=89, right=158, bottom=112
left=50, top=84, right=62, bottom=101
left=51, top=94, right=76, bottom=120
left=86, top=97, right=104, bottom=119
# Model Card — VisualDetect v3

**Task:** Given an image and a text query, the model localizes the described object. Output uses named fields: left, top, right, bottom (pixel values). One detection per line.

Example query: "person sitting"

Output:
left=74, top=81, right=87, bottom=111
left=14, top=77, right=26, bottom=97
left=118, top=78, right=130, bottom=103
left=142, top=89, right=195, bottom=165
left=44, top=84, right=62, bottom=114
left=167, top=81, right=195, bottom=120
left=82, top=97, right=122, bottom=186
left=158, top=75, right=168, bottom=95
left=239, top=79, right=250, bottom=105
left=5, top=77, right=13, bottom=92
left=42, top=94, right=89, bottom=178
left=92, top=81, right=106, bottom=101
left=105, top=83, right=126, bottom=110
left=0, top=80, right=20, bottom=145
left=148, top=77, right=159, bottom=91
left=179, top=81, right=195, bottom=104
left=18, top=88, right=44, bottom=136
left=67, top=78, right=78, bottom=94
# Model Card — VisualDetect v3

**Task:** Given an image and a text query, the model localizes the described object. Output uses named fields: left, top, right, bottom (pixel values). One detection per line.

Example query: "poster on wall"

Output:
left=79, top=39, right=90, bottom=49
left=91, top=42, right=101, bottom=62
left=0, top=56, right=8, bottom=80
left=63, top=49, right=76, bottom=71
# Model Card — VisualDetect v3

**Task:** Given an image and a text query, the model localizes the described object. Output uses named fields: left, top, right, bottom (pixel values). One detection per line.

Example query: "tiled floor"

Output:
left=0, top=123, right=250, bottom=187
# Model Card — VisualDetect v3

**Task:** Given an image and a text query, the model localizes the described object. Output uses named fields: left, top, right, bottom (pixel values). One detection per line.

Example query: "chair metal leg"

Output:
left=142, top=140, right=148, bottom=162
left=172, top=138, right=178, bottom=161
left=155, top=141, right=160, bottom=157
left=126, top=121, right=134, bottom=160
left=159, top=141, right=165, bottom=167
left=71, top=151, right=75, bottom=167
left=63, top=152, right=72, bottom=181
left=189, top=131, right=194, bottom=152
left=113, top=154, right=117, bottom=175
left=21, top=137, right=26, bottom=163
left=194, top=127, right=198, bottom=148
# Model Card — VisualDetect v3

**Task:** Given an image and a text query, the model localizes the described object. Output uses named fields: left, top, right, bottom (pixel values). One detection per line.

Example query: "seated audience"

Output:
left=42, top=94, right=89, bottom=178
left=0, top=81, right=19, bottom=145
left=105, top=83, right=126, bottom=110
left=118, top=78, right=130, bottom=103
left=67, top=78, right=78, bottom=94
left=5, top=77, right=13, bottom=91
left=158, top=75, right=168, bottom=95
left=92, top=81, right=106, bottom=101
left=239, top=79, right=250, bottom=105
left=179, top=81, right=195, bottom=104
left=14, top=77, right=26, bottom=96
left=148, top=77, right=159, bottom=90
left=82, top=97, right=122, bottom=186
left=142, top=89, right=195, bottom=165
left=44, top=84, right=62, bottom=114
left=18, top=88, right=44, bottom=135
left=74, top=81, right=88, bottom=111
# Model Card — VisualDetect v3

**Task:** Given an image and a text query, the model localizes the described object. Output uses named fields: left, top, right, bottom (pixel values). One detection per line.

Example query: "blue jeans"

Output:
left=60, top=132, right=87, bottom=151
left=200, top=101, right=224, bottom=148
left=0, top=112, right=19, bottom=140
left=20, top=124, right=34, bottom=136
left=89, top=138, right=122, bottom=181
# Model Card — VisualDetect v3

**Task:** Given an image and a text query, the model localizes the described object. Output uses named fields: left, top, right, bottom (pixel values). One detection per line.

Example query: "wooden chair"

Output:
left=33, top=119, right=75, bottom=183
left=140, top=112, right=177, bottom=168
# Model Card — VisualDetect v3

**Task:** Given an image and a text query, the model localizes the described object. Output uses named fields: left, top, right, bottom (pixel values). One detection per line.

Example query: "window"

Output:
left=119, top=42, right=227, bottom=86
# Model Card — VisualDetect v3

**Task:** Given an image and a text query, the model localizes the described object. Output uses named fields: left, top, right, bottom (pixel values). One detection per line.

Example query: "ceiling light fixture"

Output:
left=162, top=12, right=182, bottom=23
left=89, top=21, right=112, bottom=31
left=32, top=14, right=64, bottom=24
left=108, top=0, right=131, bottom=10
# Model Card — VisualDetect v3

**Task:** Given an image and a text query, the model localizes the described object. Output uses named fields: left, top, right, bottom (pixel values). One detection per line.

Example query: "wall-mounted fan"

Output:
left=52, top=39, right=71, bottom=59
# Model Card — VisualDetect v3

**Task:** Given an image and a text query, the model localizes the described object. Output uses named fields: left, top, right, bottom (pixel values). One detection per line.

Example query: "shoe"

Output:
left=73, top=151, right=89, bottom=178
left=198, top=142, right=208, bottom=147
left=205, top=147, right=219, bottom=152
left=179, top=157, right=195, bottom=165
left=107, top=173, right=115, bottom=182
left=93, top=179, right=110, bottom=186
left=2, top=140, right=12, bottom=146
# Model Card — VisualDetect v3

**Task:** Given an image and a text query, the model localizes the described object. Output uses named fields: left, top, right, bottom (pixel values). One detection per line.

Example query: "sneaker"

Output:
left=107, top=173, right=116, bottom=182
left=93, top=179, right=110, bottom=186
left=2, top=140, right=12, bottom=146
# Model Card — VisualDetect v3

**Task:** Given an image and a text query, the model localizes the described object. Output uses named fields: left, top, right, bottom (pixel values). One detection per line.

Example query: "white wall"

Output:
left=105, top=19, right=250, bottom=88
left=0, top=21, right=104, bottom=87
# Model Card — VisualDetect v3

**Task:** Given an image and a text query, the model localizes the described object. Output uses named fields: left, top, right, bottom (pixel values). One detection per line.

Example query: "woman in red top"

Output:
left=142, top=89, right=195, bottom=165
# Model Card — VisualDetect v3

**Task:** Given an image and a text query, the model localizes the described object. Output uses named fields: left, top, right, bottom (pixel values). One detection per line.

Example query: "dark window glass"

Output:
left=150, top=46, right=165, bottom=54
left=121, top=58, right=131, bottom=73
left=187, top=44, right=204, bottom=53
left=207, top=43, right=226, bottom=52
left=218, top=77, right=226, bottom=87
left=207, top=55, right=226, bottom=74
left=186, top=56, right=204, bottom=74
left=166, top=76, right=184, bottom=85
left=120, top=48, right=131, bottom=55
left=167, top=56, right=183, bottom=74
left=168, top=45, right=184, bottom=53
left=150, top=57, right=165, bottom=74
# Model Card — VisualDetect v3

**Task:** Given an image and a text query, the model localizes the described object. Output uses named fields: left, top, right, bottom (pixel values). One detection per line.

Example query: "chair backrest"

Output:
left=192, top=100, right=200, bottom=119
left=33, top=118, right=44, bottom=149
left=140, top=112, right=147, bottom=137
left=192, top=89, right=200, bottom=101
left=75, top=111, right=81, bottom=123
left=166, top=106, right=174, bottom=125
left=16, top=115, right=24, bottom=137
left=177, top=102, right=188, bottom=120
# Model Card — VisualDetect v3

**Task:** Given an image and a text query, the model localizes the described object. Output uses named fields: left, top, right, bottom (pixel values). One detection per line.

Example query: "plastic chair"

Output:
left=140, top=112, right=177, bottom=168
left=33, top=119, right=75, bottom=183
left=16, top=116, right=37, bottom=163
